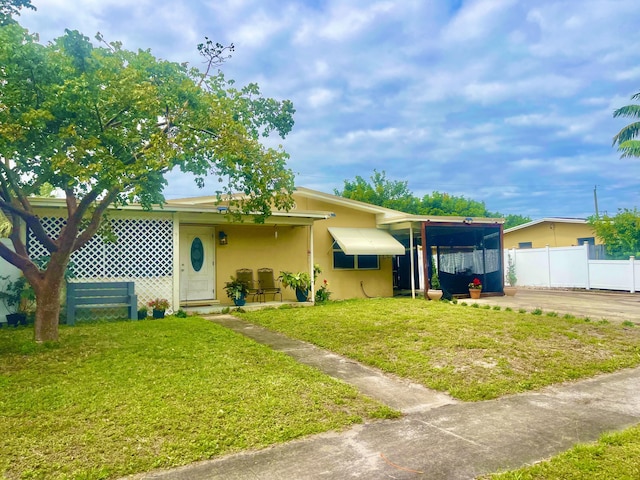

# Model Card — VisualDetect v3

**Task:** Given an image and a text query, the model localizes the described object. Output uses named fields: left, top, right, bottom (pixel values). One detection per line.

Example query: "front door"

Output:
left=179, top=226, right=215, bottom=302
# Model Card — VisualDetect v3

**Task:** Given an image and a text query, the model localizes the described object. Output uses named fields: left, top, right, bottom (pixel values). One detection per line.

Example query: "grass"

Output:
left=0, top=317, right=397, bottom=479
left=239, top=298, right=640, bottom=401
left=485, top=424, right=640, bottom=479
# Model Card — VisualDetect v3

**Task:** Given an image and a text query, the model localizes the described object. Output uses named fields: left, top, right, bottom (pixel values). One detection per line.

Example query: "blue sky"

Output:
left=18, top=0, right=640, bottom=219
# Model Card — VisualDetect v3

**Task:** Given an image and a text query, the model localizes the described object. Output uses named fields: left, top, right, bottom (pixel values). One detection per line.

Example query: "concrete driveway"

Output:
left=471, top=288, right=640, bottom=323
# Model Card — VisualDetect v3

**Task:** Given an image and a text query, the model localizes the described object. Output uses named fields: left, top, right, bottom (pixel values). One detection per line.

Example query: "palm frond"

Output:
left=613, top=121, right=640, bottom=146
left=617, top=140, right=640, bottom=158
left=613, top=104, right=640, bottom=119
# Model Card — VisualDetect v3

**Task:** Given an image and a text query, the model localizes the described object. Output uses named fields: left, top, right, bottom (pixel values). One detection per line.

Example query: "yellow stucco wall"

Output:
left=293, top=194, right=395, bottom=300
left=504, top=222, right=600, bottom=249
left=215, top=223, right=310, bottom=304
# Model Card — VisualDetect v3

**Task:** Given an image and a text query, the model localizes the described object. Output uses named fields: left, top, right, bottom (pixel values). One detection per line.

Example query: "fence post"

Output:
left=584, top=241, right=591, bottom=291
left=630, top=256, right=636, bottom=294
left=545, top=245, right=551, bottom=288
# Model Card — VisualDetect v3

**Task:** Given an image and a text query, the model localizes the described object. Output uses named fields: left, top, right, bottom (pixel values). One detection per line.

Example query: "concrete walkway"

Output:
left=131, top=313, right=640, bottom=480
left=209, top=315, right=456, bottom=414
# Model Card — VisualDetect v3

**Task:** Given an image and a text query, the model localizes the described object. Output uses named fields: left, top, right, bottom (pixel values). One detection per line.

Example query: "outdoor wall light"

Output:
left=218, top=231, right=228, bottom=245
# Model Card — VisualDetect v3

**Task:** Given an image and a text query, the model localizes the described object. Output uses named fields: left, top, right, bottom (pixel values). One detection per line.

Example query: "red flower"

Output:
left=472, top=278, right=481, bottom=286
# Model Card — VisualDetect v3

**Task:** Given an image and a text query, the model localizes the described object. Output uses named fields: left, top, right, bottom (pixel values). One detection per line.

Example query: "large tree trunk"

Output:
left=33, top=274, right=64, bottom=342
left=31, top=253, right=71, bottom=343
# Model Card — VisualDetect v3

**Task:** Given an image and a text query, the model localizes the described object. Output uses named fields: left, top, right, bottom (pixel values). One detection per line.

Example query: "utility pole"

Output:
left=593, top=185, right=599, bottom=218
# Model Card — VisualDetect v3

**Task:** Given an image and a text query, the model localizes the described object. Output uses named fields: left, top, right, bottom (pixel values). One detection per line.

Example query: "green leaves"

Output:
left=1, top=23, right=295, bottom=218
left=589, top=208, right=640, bottom=259
left=613, top=91, right=640, bottom=159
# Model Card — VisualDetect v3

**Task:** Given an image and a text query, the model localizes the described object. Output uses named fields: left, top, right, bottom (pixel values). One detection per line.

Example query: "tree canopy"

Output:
left=335, top=170, right=530, bottom=229
left=0, top=0, right=34, bottom=25
left=589, top=209, right=640, bottom=259
left=0, top=19, right=296, bottom=341
left=336, top=170, right=419, bottom=213
left=613, top=90, right=640, bottom=159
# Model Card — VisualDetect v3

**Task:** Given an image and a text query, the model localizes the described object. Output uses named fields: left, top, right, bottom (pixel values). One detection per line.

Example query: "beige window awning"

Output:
left=328, top=227, right=405, bottom=255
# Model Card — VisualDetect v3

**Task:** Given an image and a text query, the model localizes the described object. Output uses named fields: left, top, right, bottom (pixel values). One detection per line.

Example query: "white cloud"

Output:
left=295, top=2, right=396, bottom=44
left=232, top=10, right=288, bottom=48
left=441, top=0, right=518, bottom=43
left=463, top=74, right=582, bottom=104
left=336, top=127, right=400, bottom=145
left=614, top=67, right=640, bottom=81
left=513, top=158, right=545, bottom=169
left=307, top=88, right=338, bottom=108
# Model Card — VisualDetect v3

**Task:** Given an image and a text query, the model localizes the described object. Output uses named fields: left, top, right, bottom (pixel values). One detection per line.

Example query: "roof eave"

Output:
left=27, top=197, right=332, bottom=221
left=504, top=217, right=588, bottom=234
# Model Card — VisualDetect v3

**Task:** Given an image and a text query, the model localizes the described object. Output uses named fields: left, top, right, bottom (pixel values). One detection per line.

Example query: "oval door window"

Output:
left=190, top=237, right=204, bottom=272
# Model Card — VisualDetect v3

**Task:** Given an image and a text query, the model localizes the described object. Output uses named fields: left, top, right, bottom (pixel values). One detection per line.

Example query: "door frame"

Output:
left=179, top=225, right=216, bottom=304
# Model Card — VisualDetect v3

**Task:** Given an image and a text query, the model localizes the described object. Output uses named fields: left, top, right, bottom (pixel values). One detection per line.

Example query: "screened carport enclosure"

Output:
left=424, top=223, right=503, bottom=296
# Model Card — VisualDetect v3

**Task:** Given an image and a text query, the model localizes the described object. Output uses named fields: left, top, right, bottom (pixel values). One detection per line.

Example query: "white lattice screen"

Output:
left=28, top=216, right=174, bottom=314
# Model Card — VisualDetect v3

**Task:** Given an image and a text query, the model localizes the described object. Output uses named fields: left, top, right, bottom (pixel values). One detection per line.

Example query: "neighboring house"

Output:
left=504, top=218, right=601, bottom=249
left=7, top=188, right=506, bottom=316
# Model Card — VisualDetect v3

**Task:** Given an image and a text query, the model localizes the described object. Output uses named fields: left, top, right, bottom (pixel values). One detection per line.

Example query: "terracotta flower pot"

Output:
left=469, top=289, right=482, bottom=299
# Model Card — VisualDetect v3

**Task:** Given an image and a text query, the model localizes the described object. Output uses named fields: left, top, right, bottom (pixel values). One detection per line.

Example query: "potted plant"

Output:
left=224, top=276, right=249, bottom=306
left=0, top=275, right=35, bottom=326
left=137, top=306, right=149, bottom=320
left=148, top=298, right=170, bottom=318
left=279, top=271, right=312, bottom=302
left=504, top=254, right=518, bottom=296
left=468, top=277, right=482, bottom=299
left=427, top=260, right=443, bottom=301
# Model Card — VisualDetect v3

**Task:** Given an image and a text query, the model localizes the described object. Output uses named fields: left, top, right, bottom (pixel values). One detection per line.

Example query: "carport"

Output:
left=384, top=215, right=505, bottom=299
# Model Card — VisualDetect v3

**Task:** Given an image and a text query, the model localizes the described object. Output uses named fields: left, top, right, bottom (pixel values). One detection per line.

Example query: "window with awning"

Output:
left=327, top=228, right=405, bottom=256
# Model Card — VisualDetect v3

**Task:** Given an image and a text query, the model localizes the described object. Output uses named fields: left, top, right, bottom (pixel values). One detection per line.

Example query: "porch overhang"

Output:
left=328, top=227, right=405, bottom=255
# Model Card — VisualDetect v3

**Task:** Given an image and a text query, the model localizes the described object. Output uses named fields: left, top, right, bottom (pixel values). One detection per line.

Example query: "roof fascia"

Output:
left=27, top=197, right=331, bottom=223
left=504, top=217, right=587, bottom=234
left=293, top=187, right=403, bottom=215
left=379, top=214, right=505, bottom=227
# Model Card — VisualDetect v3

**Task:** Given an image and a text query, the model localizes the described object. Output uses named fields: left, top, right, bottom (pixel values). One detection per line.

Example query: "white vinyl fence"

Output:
left=505, top=243, right=640, bottom=293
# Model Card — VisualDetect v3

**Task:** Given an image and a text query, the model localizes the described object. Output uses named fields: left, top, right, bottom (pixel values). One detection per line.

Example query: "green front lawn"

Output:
left=0, top=317, right=397, bottom=480
left=486, top=424, right=640, bottom=479
left=240, top=298, right=640, bottom=401
left=4, top=298, right=639, bottom=479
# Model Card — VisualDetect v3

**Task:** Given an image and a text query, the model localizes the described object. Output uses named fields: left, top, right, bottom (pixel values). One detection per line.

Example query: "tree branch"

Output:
left=0, top=159, right=32, bottom=212
left=94, top=103, right=104, bottom=132
left=0, top=240, right=32, bottom=271
left=105, top=106, right=128, bottom=129
left=185, top=125, right=219, bottom=138
left=73, top=188, right=120, bottom=250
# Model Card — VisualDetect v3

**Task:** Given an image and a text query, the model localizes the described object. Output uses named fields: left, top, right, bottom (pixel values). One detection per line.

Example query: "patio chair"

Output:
left=235, top=268, right=261, bottom=302
left=257, top=268, right=282, bottom=302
